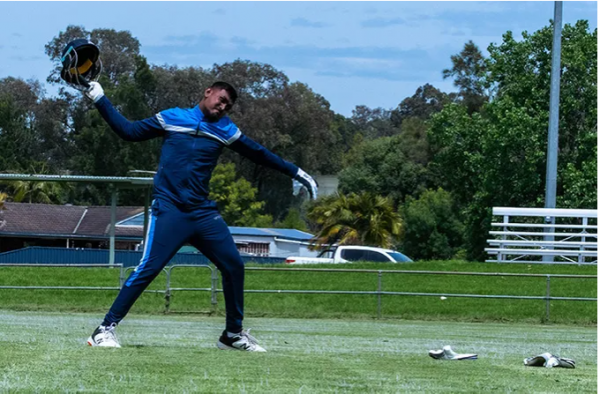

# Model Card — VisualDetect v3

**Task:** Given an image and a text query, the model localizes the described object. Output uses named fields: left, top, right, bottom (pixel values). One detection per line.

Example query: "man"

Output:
left=85, top=81, right=318, bottom=352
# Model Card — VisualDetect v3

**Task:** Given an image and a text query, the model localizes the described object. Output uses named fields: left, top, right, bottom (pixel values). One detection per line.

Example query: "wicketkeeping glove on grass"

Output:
left=294, top=168, right=318, bottom=200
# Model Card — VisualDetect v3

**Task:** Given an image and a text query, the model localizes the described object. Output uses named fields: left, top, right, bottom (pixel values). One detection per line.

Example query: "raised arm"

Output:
left=228, top=134, right=318, bottom=199
left=87, top=82, right=164, bottom=142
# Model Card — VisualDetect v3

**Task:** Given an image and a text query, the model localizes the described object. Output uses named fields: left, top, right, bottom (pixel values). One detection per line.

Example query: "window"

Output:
left=365, top=250, right=392, bottom=262
left=318, top=249, right=335, bottom=258
left=236, top=242, right=270, bottom=256
left=340, top=249, right=368, bottom=262
left=387, top=252, right=412, bottom=262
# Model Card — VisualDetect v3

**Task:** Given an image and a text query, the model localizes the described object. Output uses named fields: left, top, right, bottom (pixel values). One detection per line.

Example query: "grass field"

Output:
left=0, top=311, right=596, bottom=393
left=0, top=261, right=596, bottom=325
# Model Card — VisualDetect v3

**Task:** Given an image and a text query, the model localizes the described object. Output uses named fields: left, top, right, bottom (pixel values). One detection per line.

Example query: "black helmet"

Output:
left=60, top=39, right=102, bottom=90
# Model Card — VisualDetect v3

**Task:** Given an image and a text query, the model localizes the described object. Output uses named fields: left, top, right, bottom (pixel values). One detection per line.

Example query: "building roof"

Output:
left=117, top=211, right=314, bottom=240
left=0, top=202, right=144, bottom=239
left=228, top=227, right=314, bottom=241
left=0, top=203, right=313, bottom=241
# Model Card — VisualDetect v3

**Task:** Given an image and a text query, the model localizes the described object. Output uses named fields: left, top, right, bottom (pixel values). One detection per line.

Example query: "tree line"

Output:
left=0, top=21, right=596, bottom=261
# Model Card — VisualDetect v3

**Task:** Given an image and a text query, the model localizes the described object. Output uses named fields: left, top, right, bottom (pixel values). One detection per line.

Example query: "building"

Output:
left=313, top=175, right=339, bottom=197
left=117, top=211, right=317, bottom=258
left=0, top=202, right=318, bottom=258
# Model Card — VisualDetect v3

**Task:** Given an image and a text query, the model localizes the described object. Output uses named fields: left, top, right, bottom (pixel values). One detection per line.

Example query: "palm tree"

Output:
left=308, top=192, right=402, bottom=249
left=3, top=163, right=71, bottom=204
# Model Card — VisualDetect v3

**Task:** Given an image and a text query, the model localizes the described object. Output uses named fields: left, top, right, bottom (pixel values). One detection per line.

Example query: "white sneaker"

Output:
left=217, top=329, right=266, bottom=352
left=87, top=323, right=121, bottom=348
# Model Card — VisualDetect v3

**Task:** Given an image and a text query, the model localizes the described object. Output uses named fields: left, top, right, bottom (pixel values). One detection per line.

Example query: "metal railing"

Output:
left=0, top=264, right=596, bottom=323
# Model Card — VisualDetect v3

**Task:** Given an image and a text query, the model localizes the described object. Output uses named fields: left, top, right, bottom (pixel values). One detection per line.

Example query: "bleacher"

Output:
left=485, top=207, right=597, bottom=264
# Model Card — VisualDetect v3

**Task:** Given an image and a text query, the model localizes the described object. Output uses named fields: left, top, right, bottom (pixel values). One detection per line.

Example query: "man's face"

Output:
left=203, top=88, right=234, bottom=121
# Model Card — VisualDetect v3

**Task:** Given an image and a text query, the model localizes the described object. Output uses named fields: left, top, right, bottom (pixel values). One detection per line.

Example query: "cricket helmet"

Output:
left=60, top=39, right=102, bottom=90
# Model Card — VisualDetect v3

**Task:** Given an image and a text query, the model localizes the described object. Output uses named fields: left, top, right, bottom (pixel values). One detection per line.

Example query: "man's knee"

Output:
left=218, top=255, right=244, bottom=277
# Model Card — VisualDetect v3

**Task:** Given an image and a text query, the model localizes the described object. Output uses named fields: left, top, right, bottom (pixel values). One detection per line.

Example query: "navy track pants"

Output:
left=102, top=198, right=245, bottom=333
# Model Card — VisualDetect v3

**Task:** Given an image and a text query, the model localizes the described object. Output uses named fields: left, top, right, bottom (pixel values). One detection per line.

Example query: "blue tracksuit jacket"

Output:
left=95, top=95, right=299, bottom=209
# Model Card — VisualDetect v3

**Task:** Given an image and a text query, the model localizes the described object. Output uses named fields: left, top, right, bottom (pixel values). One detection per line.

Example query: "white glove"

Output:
left=294, top=168, right=318, bottom=200
left=85, top=82, right=104, bottom=103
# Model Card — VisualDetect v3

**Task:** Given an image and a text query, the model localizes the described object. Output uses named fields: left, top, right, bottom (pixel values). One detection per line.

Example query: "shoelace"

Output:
left=100, top=323, right=119, bottom=343
left=240, top=329, right=259, bottom=345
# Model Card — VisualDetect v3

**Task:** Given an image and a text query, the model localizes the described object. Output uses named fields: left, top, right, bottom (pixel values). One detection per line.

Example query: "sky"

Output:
left=0, top=1, right=597, bottom=116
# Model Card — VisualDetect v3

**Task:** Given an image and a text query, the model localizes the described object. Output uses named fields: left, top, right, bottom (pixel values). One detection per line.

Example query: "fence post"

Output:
left=579, top=217, right=587, bottom=264
left=500, top=214, right=509, bottom=263
left=211, top=266, right=218, bottom=312
left=545, top=275, right=551, bottom=323
left=164, top=267, right=172, bottom=314
left=118, top=265, right=124, bottom=288
left=377, top=270, right=382, bottom=319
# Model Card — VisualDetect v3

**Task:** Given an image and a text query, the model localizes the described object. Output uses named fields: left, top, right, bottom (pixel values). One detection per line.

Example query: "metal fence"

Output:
left=0, top=247, right=286, bottom=266
left=0, top=264, right=596, bottom=322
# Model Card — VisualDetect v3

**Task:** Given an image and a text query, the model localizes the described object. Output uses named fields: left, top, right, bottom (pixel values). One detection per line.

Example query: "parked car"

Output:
left=285, top=245, right=413, bottom=265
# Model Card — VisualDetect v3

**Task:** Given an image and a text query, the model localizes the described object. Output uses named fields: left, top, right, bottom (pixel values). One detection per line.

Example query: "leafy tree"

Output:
left=212, top=60, right=336, bottom=216
left=338, top=125, right=431, bottom=206
left=308, top=192, right=401, bottom=249
left=486, top=20, right=597, bottom=192
left=399, top=188, right=465, bottom=260
left=443, top=40, right=489, bottom=113
left=45, top=27, right=161, bottom=206
left=275, top=208, right=309, bottom=232
left=209, top=163, right=272, bottom=227
left=152, top=65, right=212, bottom=110
left=391, top=83, right=457, bottom=126
left=3, top=163, right=71, bottom=204
left=0, top=77, right=70, bottom=173
left=45, top=25, right=141, bottom=85
left=351, top=105, right=398, bottom=139
left=0, top=94, right=30, bottom=172
left=430, top=21, right=597, bottom=260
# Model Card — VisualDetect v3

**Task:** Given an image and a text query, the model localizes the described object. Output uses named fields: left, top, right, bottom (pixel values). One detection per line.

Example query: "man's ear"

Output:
left=204, top=88, right=212, bottom=98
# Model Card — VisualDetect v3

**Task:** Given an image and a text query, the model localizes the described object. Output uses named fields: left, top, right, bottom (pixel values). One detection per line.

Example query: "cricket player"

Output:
left=84, top=81, right=318, bottom=352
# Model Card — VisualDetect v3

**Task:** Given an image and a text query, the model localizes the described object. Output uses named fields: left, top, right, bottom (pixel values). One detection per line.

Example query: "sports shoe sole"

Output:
left=87, top=336, right=121, bottom=348
left=217, top=340, right=266, bottom=352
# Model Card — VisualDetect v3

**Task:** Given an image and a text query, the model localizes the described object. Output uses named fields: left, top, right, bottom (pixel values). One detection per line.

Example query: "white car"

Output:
left=285, top=245, right=413, bottom=265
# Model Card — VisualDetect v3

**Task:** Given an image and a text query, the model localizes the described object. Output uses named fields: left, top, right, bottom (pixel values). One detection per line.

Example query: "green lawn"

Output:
left=0, top=311, right=596, bottom=393
left=0, top=261, right=595, bottom=325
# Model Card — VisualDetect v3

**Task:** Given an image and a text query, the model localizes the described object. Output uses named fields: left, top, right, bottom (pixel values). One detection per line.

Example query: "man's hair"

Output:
left=211, top=81, right=238, bottom=103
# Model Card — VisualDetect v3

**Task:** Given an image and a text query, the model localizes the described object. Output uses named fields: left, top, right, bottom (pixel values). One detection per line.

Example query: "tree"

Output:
left=275, top=208, right=308, bottom=232
left=308, top=192, right=401, bottom=249
left=338, top=128, right=431, bottom=206
left=429, top=21, right=597, bottom=260
left=152, top=65, right=212, bottom=110
left=208, top=163, right=272, bottom=227
left=442, top=40, right=489, bottom=113
left=3, top=163, right=70, bottom=204
left=391, top=84, right=457, bottom=126
left=45, top=28, right=161, bottom=206
left=212, top=60, right=336, bottom=217
left=399, top=188, right=465, bottom=260
left=0, top=77, right=70, bottom=173
left=351, top=105, right=398, bottom=139
left=45, top=26, right=141, bottom=85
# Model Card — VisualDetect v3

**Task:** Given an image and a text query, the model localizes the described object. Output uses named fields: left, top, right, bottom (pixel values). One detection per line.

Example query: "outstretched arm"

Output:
left=87, top=82, right=164, bottom=142
left=228, top=134, right=318, bottom=199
